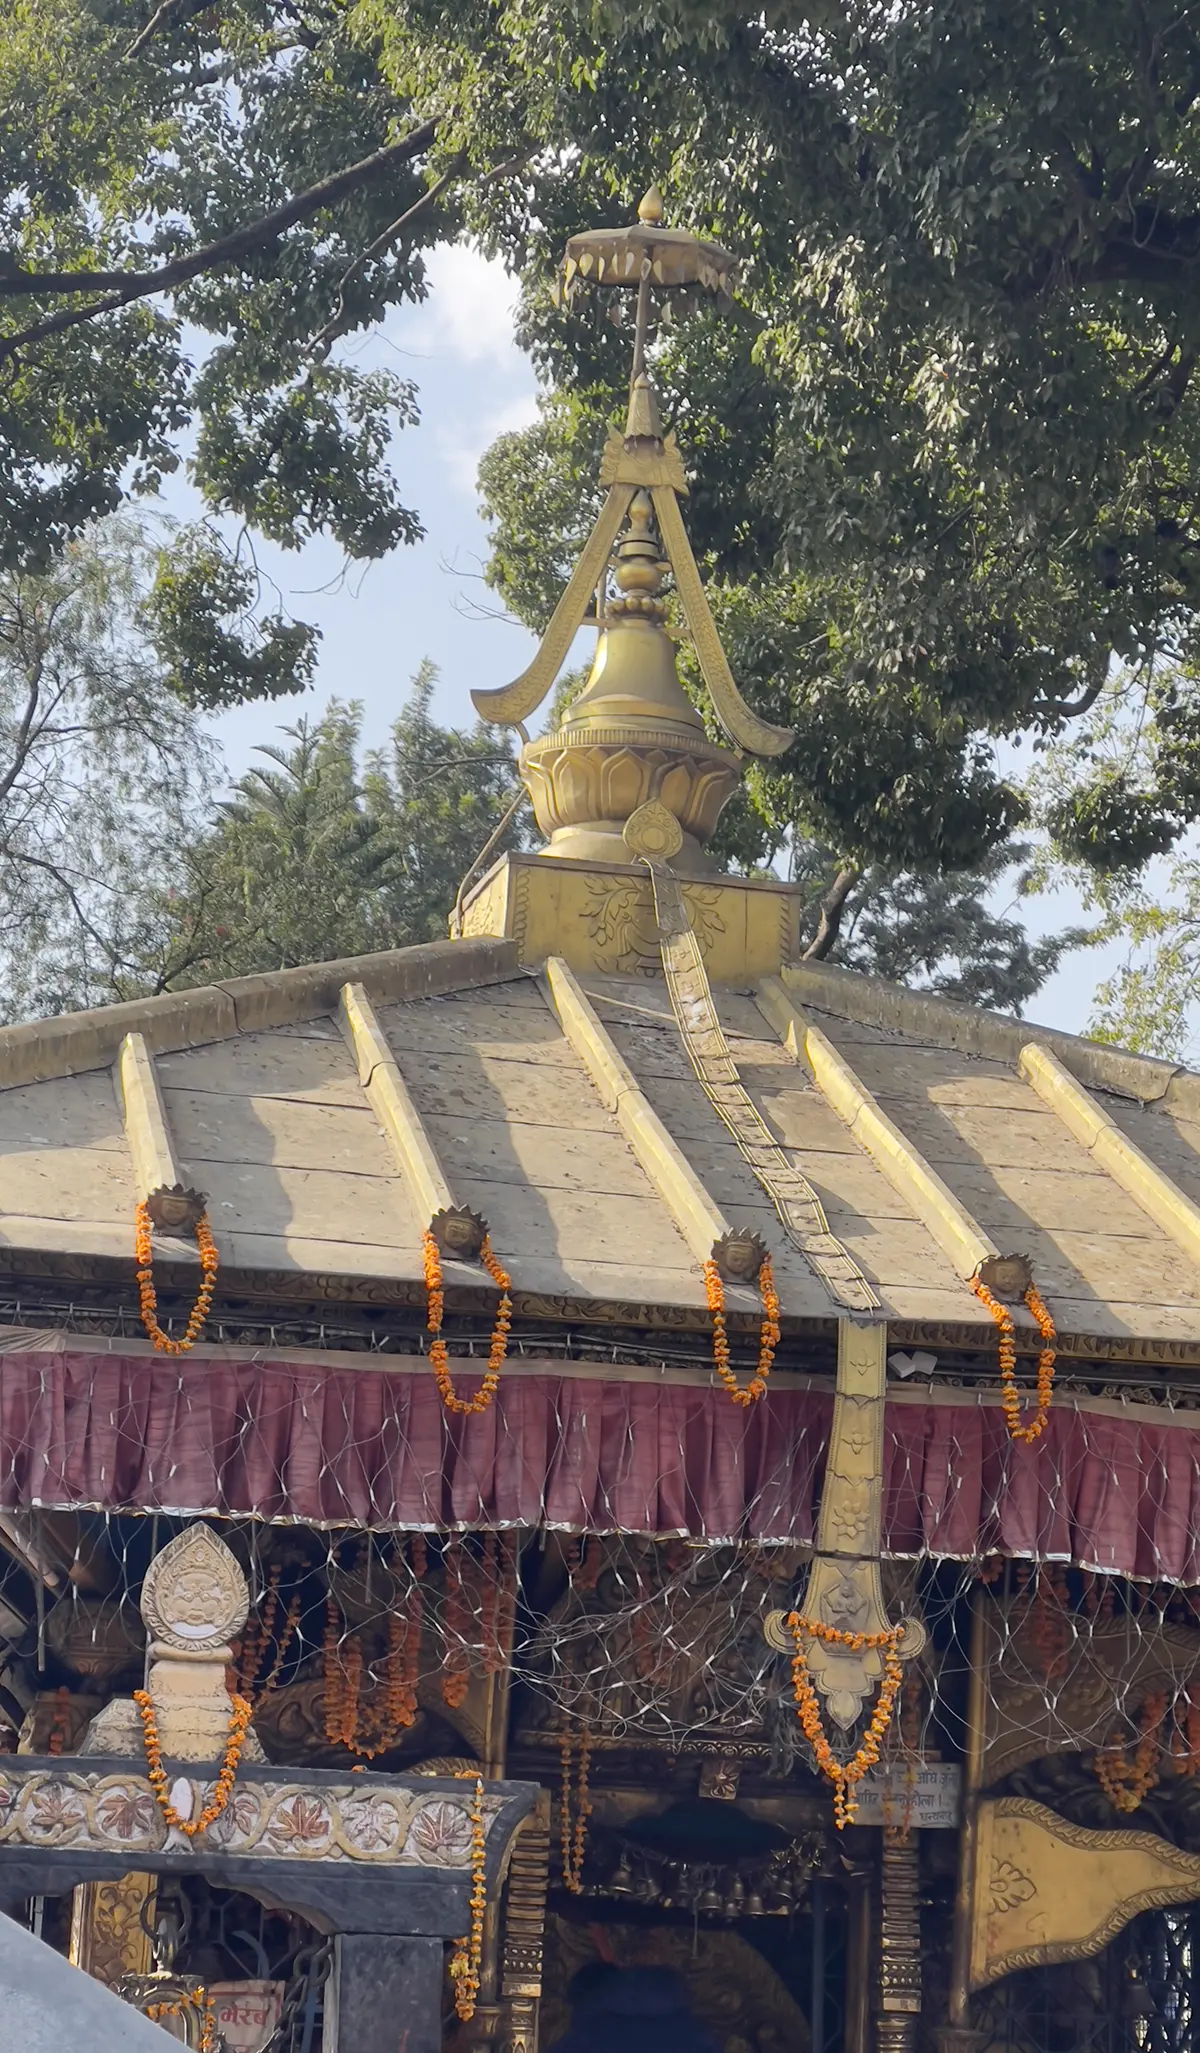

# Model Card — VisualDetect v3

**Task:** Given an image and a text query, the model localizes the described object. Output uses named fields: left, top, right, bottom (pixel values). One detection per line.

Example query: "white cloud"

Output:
left=413, top=244, right=523, bottom=366
left=440, top=389, right=541, bottom=496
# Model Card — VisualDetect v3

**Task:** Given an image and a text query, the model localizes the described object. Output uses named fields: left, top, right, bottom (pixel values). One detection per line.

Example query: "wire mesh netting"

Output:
left=0, top=1505, right=1198, bottom=1819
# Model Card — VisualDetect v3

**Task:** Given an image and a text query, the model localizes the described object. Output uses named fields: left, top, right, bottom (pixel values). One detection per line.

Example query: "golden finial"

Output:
left=471, top=185, right=795, bottom=774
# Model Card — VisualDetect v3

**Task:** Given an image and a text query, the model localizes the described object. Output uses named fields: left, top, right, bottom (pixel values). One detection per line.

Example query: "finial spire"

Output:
left=471, top=187, right=794, bottom=797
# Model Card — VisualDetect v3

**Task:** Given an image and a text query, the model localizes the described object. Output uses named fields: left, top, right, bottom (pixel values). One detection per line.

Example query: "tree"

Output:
left=0, top=1, right=530, bottom=703
left=0, top=519, right=215, bottom=1022
left=1024, top=671, right=1200, bottom=1058
left=131, top=669, right=528, bottom=990
left=364, top=0, right=1200, bottom=882
left=18, top=0, right=1200, bottom=882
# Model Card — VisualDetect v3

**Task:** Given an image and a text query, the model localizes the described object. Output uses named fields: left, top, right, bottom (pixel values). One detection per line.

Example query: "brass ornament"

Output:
left=623, top=800, right=684, bottom=863
left=975, top=1252, right=1034, bottom=1301
left=145, top=1183, right=207, bottom=1233
left=765, top=1324, right=925, bottom=1732
left=429, top=1206, right=489, bottom=1260
left=472, top=185, right=794, bottom=828
left=711, top=1228, right=769, bottom=1284
left=969, top=1796, right=1200, bottom=1989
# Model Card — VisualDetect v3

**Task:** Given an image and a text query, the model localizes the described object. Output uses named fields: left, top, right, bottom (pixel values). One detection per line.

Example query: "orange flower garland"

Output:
left=970, top=1275, right=1057, bottom=1443
left=703, top=1255, right=781, bottom=1406
left=1094, top=1692, right=1167, bottom=1813
left=449, top=1771, right=488, bottom=2021
left=322, top=1591, right=421, bottom=1760
left=559, top=1730, right=593, bottom=1893
left=786, top=1613, right=905, bottom=1829
left=422, top=1230, right=512, bottom=1415
left=147, top=1987, right=216, bottom=2053
left=134, top=1199, right=219, bottom=1355
left=134, top=1689, right=253, bottom=1838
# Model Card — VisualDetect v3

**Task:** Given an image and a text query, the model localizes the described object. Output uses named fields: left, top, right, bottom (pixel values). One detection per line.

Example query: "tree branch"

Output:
left=311, top=158, right=464, bottom=358
left=0, top=119, right=438, bottom=366
left=311, top=148, right=529, bottom=357
left=125, top=0, right=213, bottom=59
left=803, top=863, right=860, bottom=960
left=1030, top=673, right=1108, bottom=720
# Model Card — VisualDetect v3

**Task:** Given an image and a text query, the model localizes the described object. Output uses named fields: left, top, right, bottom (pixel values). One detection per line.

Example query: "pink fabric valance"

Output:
left=0, top=1346, right=1196, bottom=1580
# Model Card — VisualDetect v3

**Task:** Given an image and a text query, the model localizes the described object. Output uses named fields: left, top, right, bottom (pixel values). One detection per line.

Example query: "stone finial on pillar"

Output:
left=138, top=1524, right=250, bottom=1762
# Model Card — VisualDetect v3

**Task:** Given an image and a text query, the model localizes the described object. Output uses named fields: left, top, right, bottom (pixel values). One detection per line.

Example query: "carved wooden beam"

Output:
left=116, top=1031, right=183, bottom=1202
left=339, top=982, right=467, bottom=1243
left=766, top=1322, right=924, bottom=1729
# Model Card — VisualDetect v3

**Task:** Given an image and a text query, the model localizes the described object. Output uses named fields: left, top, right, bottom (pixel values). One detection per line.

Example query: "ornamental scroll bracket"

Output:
left=765, top=1320, right=925, bottom=1730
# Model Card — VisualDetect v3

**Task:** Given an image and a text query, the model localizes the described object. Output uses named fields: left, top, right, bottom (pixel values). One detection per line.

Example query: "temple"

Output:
left=2, top=192, right=1200, bottom=2053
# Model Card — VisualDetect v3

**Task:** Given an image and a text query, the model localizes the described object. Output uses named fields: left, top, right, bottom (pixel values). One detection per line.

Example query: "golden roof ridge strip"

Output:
left=116, top=1031, right=185, bottom=1204
left=1018, top=1041, right=1200, bottom=1267
left=542, top=954, right=732, bottom=1270
left=338, top=982, right=457, bottom=1227
left=641, top=864, right=880, bottom=1316
left=757, top=976, right=997, bottom=1286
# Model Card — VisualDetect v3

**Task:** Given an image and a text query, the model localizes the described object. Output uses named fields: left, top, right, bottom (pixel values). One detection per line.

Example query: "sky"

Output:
left=172, top=243, right=1134, bottom=1045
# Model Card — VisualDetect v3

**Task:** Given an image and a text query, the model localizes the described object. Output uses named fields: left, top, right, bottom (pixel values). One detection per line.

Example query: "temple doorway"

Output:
left=538, top=1792, right=849, bottom=2053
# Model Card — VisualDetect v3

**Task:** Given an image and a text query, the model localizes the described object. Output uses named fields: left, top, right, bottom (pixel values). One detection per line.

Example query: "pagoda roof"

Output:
left=1, top=933, right=1199, bottom=1359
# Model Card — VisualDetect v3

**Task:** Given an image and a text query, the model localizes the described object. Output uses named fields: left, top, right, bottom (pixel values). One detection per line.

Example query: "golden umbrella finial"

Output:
left=471, top=188, right=794, bottom=764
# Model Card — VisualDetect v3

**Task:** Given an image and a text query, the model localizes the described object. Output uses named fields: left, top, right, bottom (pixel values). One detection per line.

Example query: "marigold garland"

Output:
left=970, top=1275, right=1057, bottom=1443
left=422, top=1230, right=512, bottom=1415
left=1094, top=1692, right=1167, bottom=1813
left=134, top=1199, right=219, bottom=1355
left=882, top=1676, right=923, bottom=1845
left=322, top=1582, right=421, bottom=1761
left=786, top=1613, right=905, bottom=1829
left=1029, top=1565, right=1071, bottom=1684
left=146, top=1986, right=216, bottom=2053
left=134, top=1688, right=252, bottom=1838
left=448, top=1771, right=487, bottom=2022
left=703, top=1255, right=781, bottom=1406
left=46, top=1685, right=71, bottom=1758
left=559, top=1730, right=592, bottom=1892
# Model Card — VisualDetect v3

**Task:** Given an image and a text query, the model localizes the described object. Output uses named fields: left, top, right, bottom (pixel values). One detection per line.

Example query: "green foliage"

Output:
left=360, top=0, right=1200, bottom=875
left=828, top=846, right=1084, bottom=1016
left=0, top=0, right=451, bottom=679
left=137, top=667, right=528, bottom=988
left=0, top=517, right=215, bottom=1021
left=1025, top=670, right=1200, bottom=1057
left=145, top=527, right=321, bottom=710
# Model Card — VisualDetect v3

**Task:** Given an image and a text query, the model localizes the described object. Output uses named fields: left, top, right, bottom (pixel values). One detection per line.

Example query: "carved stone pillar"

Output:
left=876, top=1839, right=921, bottom=2053
left=501, top=1792, right=552, bottom=2053
left=326, top=1935, right=444, bottom=2053
left=69, top=1874, right=156, bottom=1989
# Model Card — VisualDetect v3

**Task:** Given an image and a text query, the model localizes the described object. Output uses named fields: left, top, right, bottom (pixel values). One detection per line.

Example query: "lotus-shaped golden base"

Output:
left=520, top=611, right=741, bottom=869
